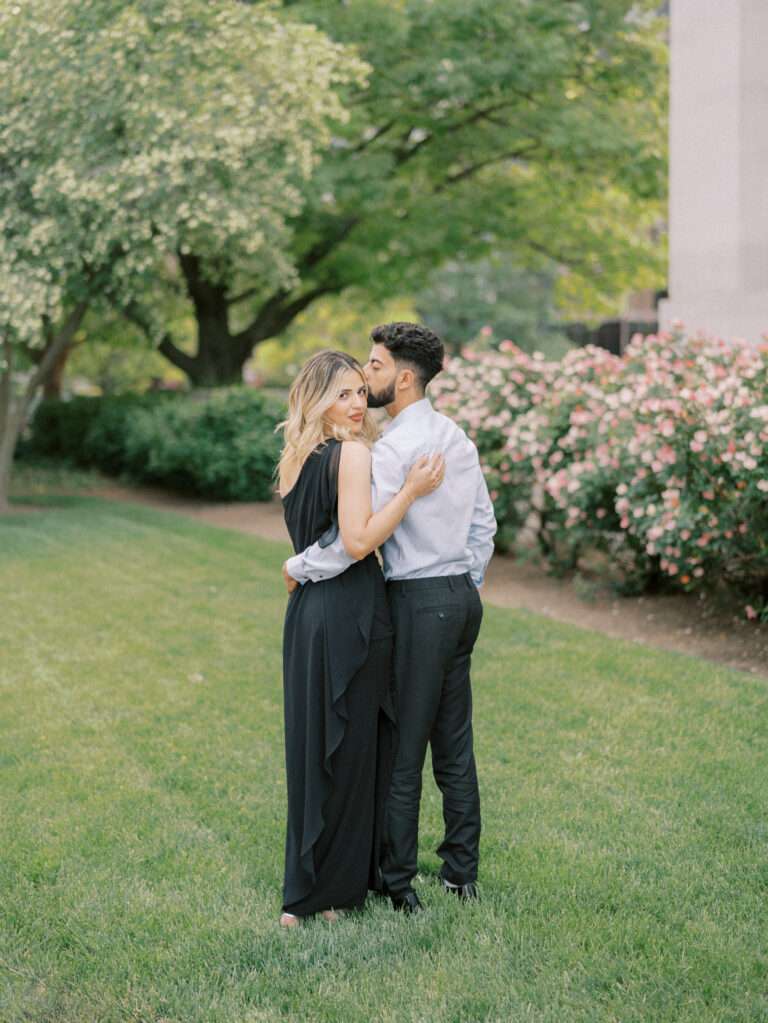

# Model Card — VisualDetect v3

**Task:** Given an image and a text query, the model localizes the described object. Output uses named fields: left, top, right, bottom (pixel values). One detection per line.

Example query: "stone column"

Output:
left=659, top=0, right=768, bottom=341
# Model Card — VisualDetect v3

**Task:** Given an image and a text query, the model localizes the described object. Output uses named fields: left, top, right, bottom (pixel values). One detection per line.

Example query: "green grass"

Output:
left=1, top=497, right=767, bottom=1023
left=10, top=459, right=106, bottom=496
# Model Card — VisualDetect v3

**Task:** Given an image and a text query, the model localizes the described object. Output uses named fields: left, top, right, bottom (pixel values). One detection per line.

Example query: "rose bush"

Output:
left=432, top=329, right=768, bottom=612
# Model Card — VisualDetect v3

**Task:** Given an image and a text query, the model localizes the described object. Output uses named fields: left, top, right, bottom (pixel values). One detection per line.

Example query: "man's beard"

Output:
left=366, top=381, right=396, bottom=409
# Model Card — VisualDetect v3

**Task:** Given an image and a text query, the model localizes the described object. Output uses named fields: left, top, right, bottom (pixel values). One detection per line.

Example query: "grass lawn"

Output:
left=1, top=494, right=767, bottom=1023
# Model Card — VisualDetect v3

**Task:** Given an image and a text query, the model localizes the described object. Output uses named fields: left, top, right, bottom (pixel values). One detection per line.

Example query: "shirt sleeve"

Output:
left=370, top=437, right=407, bottom=513
left=467, top=460, right=497, bottom=588
left=285, top=532, right=355, bottom=585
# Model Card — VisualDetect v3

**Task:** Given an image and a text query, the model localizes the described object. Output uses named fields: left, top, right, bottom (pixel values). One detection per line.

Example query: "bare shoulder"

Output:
left=340, top=439, right=372, bottom=469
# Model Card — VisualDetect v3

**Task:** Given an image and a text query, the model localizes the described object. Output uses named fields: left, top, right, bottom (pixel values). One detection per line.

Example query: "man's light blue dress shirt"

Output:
left=285, top=398, right=497, bottom=587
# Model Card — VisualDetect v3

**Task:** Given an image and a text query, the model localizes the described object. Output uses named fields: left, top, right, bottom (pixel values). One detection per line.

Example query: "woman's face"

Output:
left=323, top=368, right=368, bottom=434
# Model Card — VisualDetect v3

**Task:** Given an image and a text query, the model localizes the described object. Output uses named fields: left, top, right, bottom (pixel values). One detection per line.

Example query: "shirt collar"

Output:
left=384, top=397, right=432, bottom=432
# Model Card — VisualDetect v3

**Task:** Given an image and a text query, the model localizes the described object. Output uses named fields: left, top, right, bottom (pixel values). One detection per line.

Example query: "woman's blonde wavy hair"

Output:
left=276, top=350, right=379, bottom=494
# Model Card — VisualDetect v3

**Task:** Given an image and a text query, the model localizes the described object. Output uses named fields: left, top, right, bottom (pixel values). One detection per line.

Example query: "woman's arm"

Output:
left=337, top=441, right=443, bottom=561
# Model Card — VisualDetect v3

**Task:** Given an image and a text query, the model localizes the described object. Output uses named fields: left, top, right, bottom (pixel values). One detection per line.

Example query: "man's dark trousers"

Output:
left=381, top=572, right=483, bottom=896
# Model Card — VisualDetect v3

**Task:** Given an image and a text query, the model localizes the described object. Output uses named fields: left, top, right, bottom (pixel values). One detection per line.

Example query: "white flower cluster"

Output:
left=0, top=0, right=367, bottom=349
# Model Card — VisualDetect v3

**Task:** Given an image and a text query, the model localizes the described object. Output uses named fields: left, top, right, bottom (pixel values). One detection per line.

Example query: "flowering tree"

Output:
left=0, top=0, right=365, bottom=510
left=433, top=330, right=768, bottom=611
left=140, top=0, right=668, bottom=384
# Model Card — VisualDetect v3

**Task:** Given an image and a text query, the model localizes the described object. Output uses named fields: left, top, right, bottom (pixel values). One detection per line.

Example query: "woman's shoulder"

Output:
left=339, top=438, right=371, bottom=465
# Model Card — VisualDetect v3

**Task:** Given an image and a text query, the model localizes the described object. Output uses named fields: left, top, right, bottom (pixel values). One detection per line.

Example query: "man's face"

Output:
left=364, top=343, right=398, bottom=409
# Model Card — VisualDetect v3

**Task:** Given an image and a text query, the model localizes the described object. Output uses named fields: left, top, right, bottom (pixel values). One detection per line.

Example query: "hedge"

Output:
left=23, top=390, right=284, bottom=502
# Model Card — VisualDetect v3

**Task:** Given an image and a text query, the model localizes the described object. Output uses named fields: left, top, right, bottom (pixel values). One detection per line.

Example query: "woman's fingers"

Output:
left=412, top=452, right=445, bottom=492
left=430, top=453, right=445, bottom=488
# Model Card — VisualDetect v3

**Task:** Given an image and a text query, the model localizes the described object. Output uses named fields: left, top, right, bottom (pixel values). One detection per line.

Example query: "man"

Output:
left=283, top=322, right=496, bottom=913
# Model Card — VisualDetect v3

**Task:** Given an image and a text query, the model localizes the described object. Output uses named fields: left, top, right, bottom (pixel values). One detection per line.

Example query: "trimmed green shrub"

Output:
left=24, top=390, right=284, bottom=501
left=80, top=394, right=176, bottom=474
left=22, top=396, right=103, bottom=462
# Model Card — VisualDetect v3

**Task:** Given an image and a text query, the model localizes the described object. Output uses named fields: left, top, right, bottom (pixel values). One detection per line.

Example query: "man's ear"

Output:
left=397, top=367, right=415, bottom=391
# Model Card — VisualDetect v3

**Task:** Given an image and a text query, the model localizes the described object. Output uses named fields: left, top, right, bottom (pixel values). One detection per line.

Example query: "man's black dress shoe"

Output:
left=440, top=879, right=480, bottom=900
left=390, top=891, right=424, bottom=914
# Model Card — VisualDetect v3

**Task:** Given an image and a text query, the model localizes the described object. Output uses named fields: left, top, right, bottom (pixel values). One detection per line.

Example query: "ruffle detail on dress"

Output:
left=295, top=568, right=377, bottom=886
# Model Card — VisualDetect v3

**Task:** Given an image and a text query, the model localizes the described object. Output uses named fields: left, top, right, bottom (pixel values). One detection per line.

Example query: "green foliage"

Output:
left=103, top=0, right=669, bottom=387
left=126, top=392, right=284, bottom=500
left=0, top=0, right=365, bottom=344
left=23, top=397, right=104, bottom=462
left=262, top=0, right=668, bottom=315
left=23, top=394, right=168, bottom=471
left=251, top=293, right=417, bottom=386
left=1, top=500, right=767, bottom=1022
left=414, top=257, right=574, bottom=357
left=0, top=0, right=364, bottom=501
left=433, top=332, right=768, bottom=604
left=23, top=391, right=284, bottom=501
left=67, top=305, right=193, bottom=394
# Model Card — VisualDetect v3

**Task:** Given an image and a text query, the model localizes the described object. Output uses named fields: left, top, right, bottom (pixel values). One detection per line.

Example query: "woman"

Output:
left=277, top=350, right=444, bottom=927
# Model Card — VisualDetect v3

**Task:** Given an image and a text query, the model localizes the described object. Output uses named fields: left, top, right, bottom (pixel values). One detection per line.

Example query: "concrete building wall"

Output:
left=659, top=0, right=768, bottom=341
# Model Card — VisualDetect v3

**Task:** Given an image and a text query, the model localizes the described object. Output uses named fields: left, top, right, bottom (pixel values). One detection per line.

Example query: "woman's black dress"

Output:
left=281, top=438, right=396, bottom=916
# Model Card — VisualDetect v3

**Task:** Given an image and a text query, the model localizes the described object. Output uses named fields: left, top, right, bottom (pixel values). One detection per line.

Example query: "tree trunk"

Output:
left=189, top=313, right=249, bottom=387
left=42, top=341, right=73, bottom=399
left=169, top=278, right=335, bottom=387
left=0, top=303, right=88, bottom=512
left=175, top=253, right=246, bottom=387
left=0, top=405, right=22, bottom=514
left=0, top=341, right=19, bottom=514
left=153, top=237, right=347, bottom=386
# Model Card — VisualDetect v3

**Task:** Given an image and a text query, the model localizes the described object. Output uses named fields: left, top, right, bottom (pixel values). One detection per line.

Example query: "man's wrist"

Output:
left=285, top=553, right=307, bottom=585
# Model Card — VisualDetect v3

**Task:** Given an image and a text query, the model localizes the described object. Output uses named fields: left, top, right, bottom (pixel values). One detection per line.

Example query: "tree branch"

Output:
left=353, top=120, right=396, bottom=153
left=156, top=336, right=198, bottom=377
left=433, top=143, right=541, bottom=193
left=297, top=216, right=361, bottom=275
left=227, top=214, right=361, bottom=313
left=25, top=301, right=89, bottom=400
left=234, top=284, right=338, bottom=348
left=119, top=299, right=198, bottom=378
left=443, top=99, right=523, bottom=134
left=393, top=130, right=433, bottom=167
left=525, top=238, right=588, bottom=273
left=225, top=283, right=262, bottom=309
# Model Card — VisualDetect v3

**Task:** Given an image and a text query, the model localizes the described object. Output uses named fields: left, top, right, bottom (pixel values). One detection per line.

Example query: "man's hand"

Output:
left=282, top=561, right=299, bottom=594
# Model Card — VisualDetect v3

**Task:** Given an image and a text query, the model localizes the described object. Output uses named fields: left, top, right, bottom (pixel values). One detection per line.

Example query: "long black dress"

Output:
left=281, top=438, right=396, bottom=916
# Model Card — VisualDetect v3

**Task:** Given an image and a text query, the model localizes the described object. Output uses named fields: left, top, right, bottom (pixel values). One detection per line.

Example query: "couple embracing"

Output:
left=276, top=322, right=496, bottom=927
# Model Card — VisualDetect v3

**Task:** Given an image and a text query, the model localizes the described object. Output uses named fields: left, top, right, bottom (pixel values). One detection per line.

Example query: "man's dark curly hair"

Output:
left=370, top=322, right=444, bottom=392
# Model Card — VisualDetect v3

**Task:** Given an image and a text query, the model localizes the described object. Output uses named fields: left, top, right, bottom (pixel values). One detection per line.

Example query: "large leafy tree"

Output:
left=146, top=0, right=667, bottom=384
left=0, top=0, right=363, bottom=510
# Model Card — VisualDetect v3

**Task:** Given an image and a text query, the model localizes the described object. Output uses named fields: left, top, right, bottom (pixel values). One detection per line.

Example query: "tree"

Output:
left=414, top=256, right=573, bottom=358
left=146, top=0, right=668, bottom=385
left=0, top=0, right=364, bottom=509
